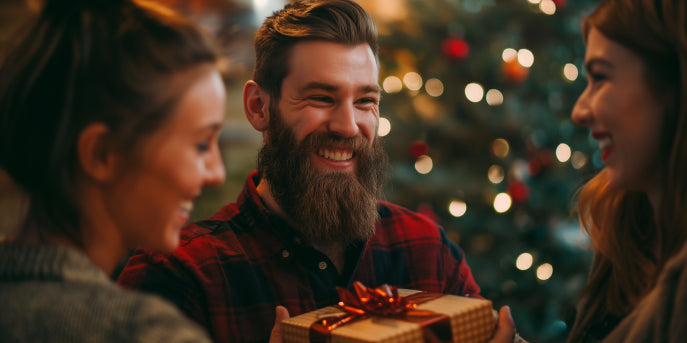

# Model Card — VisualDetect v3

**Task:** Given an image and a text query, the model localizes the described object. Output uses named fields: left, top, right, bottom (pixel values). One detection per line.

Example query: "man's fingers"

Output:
left=269, top=306, right=290, bottom=343
left=487, top=306, right=516, bottom=343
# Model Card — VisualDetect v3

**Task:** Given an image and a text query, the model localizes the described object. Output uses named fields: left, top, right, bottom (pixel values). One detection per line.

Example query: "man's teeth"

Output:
left=318, top=148, right=353, bottom=161
left=598, top=137, right=613, bottom=150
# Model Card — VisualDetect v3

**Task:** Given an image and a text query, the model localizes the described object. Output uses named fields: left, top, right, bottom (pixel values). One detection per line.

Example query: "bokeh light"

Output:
left=448, top=200, right=467, bottom=217
left=540, top=0, right=556, bottom=15
left=415, top=155, right=433, bottom=174
left=383, top=76, right=403, bottom=93
left=571, top=151, right=588, bottom=169
left=502, top=48, right=517, bottom=62
left=465, top=82, right=484, bottom=103
left=403, top=72, right=423, bottom=91
left=493, top=192, right=512, bottom=213
left=425, top=78, right=444, bottom=97
left=491, top=138, right=510, bottom=158
left=537, top=263, right=554, bottom=281
left=488, top=165, right=505, bottom=184
left=516, top=253, right=534, bottom=270
left=563, top=63, right=579, bottom=82
left=486, top=89, right=504, bottom=106
left=518, top=49, right=534, bottom=68
left=556, top=143, right=572, bottom=162
left=378, top=117, right=391, bottom=137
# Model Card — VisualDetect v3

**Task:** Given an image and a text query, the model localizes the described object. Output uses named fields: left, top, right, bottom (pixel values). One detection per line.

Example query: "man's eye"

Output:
left=310, top=96, right=333, bottom=103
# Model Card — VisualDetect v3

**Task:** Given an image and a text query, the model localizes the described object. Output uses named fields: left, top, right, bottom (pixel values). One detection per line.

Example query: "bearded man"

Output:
left=117, top=1, right=485, bottom=342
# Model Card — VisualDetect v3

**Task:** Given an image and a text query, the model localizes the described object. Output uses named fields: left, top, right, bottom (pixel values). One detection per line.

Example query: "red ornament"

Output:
left=553, top=0, right=567, bottom=9
left=441, top=37, right=470, bottom=59
left=409, top=140, right=430, bottom=158
left=502, top=59, right=529, bottom=83
left=507, top=181, right=530, bottom=203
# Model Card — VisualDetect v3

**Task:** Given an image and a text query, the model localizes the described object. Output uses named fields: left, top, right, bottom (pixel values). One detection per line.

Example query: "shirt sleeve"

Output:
left=440, top=227, right=481, bottom=298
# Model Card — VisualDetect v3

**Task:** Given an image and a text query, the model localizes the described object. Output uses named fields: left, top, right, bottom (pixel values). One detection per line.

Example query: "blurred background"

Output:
left=0, top=0, right=601, bottom=341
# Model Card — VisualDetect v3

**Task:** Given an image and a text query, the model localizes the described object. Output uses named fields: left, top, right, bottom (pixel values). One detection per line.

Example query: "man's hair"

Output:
left=253, top=0, right=378, bottom=100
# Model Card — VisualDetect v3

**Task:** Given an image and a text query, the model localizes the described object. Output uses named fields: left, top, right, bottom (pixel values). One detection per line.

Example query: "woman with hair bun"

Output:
left=0, top=0, right=226, bottom=341
left=568, top=0, right=687, bottom=341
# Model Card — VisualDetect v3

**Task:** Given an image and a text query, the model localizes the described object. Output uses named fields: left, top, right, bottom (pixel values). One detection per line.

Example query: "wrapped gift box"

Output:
left=281, top=284, right=496, bottom=343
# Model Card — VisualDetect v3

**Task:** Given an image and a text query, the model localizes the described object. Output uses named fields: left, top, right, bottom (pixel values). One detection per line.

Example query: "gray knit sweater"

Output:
left=0, top=243, right=212, bottom=342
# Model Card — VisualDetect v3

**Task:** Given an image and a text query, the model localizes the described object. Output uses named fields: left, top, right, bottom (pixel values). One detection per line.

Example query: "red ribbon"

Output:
left=310, top=282, right=452, bottom=343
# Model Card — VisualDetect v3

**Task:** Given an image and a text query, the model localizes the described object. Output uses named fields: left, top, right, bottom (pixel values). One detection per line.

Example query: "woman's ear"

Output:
left=243, top=80, right=271, bottom=132
left=77, top=123, right=120, bottom=182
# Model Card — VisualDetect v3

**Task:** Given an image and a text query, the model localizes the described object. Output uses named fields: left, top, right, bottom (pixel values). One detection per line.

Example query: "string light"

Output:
left=486, top=89, right=504, bottom=106
left=383, top=76, right=403, bottom=94
left=425, top=78, right=444, bottom=97
left=563, top=63, right=578, bottom=82
left=491, top=138, right=510, bottom=158
left=403, top=72, right=423, bottom=91
left=465, top=82, right=484, bottom=102
left=556, top=143, right=572, bottom=162
left=378, top=117, right=391, bottom=137
left=571, top=151, right=588, bottom=169
left=448, top=200, right=467, bottom=217
left=493, top=192, right=512, bottom=213
left=488, top=165, right=505, bottom=184
left=539, top=0, right=556, bottom=15
left=502, top=48, right=517, bottom=62
left=536, top=263, right=553, bottom=280
left=517, top=49, right=534, bottom=68
left=415, top=155, right=433, bottom=174
left=516, top=253, right=533, bottom=270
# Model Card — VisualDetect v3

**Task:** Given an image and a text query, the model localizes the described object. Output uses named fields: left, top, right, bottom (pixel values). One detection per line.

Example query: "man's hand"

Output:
left=488, top=306, right=527, bottom=343
left=269, top=306, right=290, bottom=343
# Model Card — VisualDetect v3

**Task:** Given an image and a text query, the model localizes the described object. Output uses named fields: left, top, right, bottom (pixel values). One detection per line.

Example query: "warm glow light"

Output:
left=425, top=78, right=444, bottom=97
left=448, top=200, right=467, bottom=217
left=540, top=0, right=556, bottom=15
left=563, top=63, right=579, bottom=81
left=571, top=151, right=588, bottom=169
left=556, top=143, right=572, bottom=162
left=488, top=165, right=505, bottom=184
left=486, top=89, right=504, bottom=106
left=491, top=138, right=510, bottom=158
left=516, top=253, right=533, bottom=270
left=415, top=155, right=433, bottom=174
left=528, top=0, right=541, bottom=3
left=403, top=72, right=423, bottom=91
left=536, top=263, right=554, bottom=280
left=383, top=76, right=403, bottom=94
left=518, top=49, right=534, bottom=68
left=502, top=48, right=517, bottom=62
left=465, top=82, right=484, bottom=103
left=378, top=117, right=391, bottom=137
left=493, top=193, right=512, bottom=213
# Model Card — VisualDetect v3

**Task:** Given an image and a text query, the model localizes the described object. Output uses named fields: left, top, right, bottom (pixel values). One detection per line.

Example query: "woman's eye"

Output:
left=197, top=141, right=210, bottom=152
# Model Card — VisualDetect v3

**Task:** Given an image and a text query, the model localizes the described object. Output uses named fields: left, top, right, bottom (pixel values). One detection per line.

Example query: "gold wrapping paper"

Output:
left=281, top=289, right=497, bottom=343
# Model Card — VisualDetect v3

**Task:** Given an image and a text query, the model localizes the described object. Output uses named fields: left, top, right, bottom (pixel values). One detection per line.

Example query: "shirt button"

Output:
left=318, top=261, right=327, bottom=270
left=281, top=250, right=290, bottom=258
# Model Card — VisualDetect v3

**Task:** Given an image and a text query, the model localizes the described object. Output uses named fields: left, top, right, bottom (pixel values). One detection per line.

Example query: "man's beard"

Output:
left=257, top=107, right=388, bottom=246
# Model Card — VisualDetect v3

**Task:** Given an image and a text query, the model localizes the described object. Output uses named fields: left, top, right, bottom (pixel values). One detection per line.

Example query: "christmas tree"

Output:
left=363, top=0, right=601, bottom=341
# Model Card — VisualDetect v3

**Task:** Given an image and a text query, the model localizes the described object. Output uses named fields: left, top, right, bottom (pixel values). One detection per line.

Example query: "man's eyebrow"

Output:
left=301, top=82, right=381, bottom=93
left=302, top=82, right=338, bottom=92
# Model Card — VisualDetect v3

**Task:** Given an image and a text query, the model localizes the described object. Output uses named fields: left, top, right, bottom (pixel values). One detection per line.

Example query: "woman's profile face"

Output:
left=104, top=65, right=227, bottom=252
left=571, top=27, right=666, bottom=193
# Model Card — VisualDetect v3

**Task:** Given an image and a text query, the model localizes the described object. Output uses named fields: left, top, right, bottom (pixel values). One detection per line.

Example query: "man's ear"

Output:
left=77, top=123, right=120, bottom=182
left=243, top=80, right=271, bottom=132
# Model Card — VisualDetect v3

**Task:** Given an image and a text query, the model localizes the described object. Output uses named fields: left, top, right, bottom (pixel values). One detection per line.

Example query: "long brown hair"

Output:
left=569, top=0, right=687, bottom=340
left=0, top=0, right=218, bottom=247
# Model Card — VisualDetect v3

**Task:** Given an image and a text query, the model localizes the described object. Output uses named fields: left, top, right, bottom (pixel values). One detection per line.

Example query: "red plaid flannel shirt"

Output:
left=118, top=171, right=480, bottom=343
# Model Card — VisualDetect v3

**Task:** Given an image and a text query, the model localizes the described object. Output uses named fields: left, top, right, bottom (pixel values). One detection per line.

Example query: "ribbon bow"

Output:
left=311, top=281, right=450, bottom=341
